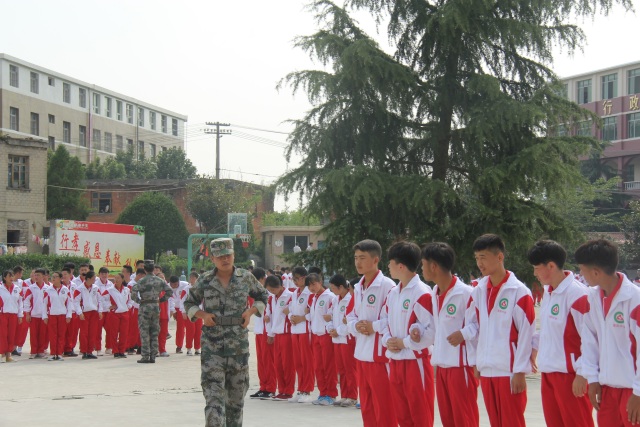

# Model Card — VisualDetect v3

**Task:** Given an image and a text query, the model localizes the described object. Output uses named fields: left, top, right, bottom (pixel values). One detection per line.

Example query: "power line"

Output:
left=230, top=123, right=290, bottom=135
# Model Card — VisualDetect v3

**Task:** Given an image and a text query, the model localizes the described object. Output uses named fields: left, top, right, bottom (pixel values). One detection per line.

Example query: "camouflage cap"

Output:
left=210, top=238, right=234, bottom=257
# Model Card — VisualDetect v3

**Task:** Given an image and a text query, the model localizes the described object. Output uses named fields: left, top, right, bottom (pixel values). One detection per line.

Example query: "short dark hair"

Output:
left=34, top=268, right=46, bottom=275
left=574, top=239, right=618, bottom=275
left=348, top=277, right=361, bottom=289
left=472, top=234, right=505, bottom=254
left=98, top=267, right=109, bottom=274
left=88, top=265, right=94, bottom=271
left=78, top=263, right=90, bottom=269
left=292, top=266, right=308, bottom=278
left=135, top=268, right=146, bottom=276
left=265, top=275, right=282, bottom=289
left=12, top=265, right=23, bottom=274
left=309, top=266, right=322, bottom=275
left=85, top=271, right=96, bottom=280
left=267, top=269, right=274, bottom=275
left=169, top=275, right=179, bottom=283
left=135, top=260, right=145, bottom=267
left=122, top=265, right=133, bottom=275
left=421, top=242, right=456, bottom=272
left=329, top=274, right=348, bottom=288
left=190, top=272, right=199, bottom=279
left=154, top=265, right=163, bottom=271
left=305, top=273, right=323, bottom=287
left=63, top=262, right=75, bottom=270
left=387, top=241, right=421, bottom=272
left=2, top=270, right=13, bottom=281
left=252, top=267, right=266, bottom=281
left=353, top=239, right=382, bottom=259
left=144, top=263, right=154, bottom=273
left=527, top=240, right=567, bottom=269
left=61, top=267, right=71, bottom=274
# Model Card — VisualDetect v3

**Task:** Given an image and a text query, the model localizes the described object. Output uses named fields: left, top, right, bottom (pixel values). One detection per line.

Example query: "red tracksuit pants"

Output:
left=175, top=310, right=185, bottom=348
left=64, top=314, right=79, bottom=353
left=357, top=360, right=398, bottom=427
left=436, top=366, right=479, bottom=427
left=597, top=386, right=634, bottom=427
left=256, top=332, right=276, bottom=392
left=0, top=313, right=19, bottom=354
left=389, top=357, right=435, bottom=427
left=541, top=372, right=593, bottom=427
left=108, top=311, right=130, bottom=354
left=96, top=312, right=110, bottom=350
left=128, top=307, right=141, bottom=348
left=312, top=333, right=337, bottom=398
left=79, top=311, right=100, bottom=354
left=184, top=317, right=202, bottom=350
left=274, top=333, right=295, bottom=395
left=158, top=318, right=168, bottom=353
left=29, top=316, right=48, bottom=354
left=291, top=332, right=314, bottom=393
left=480, top=376, right=527, bottom=427
left=47, top=315, right=67, bottom=356
left=16, top=315, right=29, bottom=347
left=334, top=338, right=358, bottom=399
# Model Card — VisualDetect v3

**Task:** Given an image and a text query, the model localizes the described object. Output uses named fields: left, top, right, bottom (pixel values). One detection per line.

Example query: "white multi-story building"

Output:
left=0, top=53, right=187, bottom=164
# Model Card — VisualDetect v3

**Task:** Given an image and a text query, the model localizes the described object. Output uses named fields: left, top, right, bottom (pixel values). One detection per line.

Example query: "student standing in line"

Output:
left=0, top=270, right=23, bottom=363
left=43, top=271, right=73, bottom=361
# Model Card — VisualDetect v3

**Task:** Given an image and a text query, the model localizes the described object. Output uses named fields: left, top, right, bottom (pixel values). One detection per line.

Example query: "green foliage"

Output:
left=262, top=210, right=322, bottom=226
left=620, top=201, right=640, bottom=269
left=85, top=148, right=157, bottom=180
left=155, top=147, right=198, bottom=179
left=277, top=0, right=630, bottom=279
left=0, top=254, right=89, bottom=276
left=47, top=146, right=90, bottom=220
left=85, top=157, right=127, bottom=179
left=115, top=192, right=189, bottom=260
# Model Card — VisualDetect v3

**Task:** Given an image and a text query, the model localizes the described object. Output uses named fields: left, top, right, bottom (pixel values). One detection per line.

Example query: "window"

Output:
left=138, top=141, right=145, bottom=160
left=626, top=163, right=635, bottom=182
left=161, top=115, right=167, bottom=133
left=105, top=97, right=112, bottom=118
left=91, top=192, right=112, bottom=213
left=116, top=135, right=124, bottom=152
left=629, top=113, right=640, bottom=139
left=30, top=113, right=39, bottom=136
left=9, top=65, right=19, bottom=87
left=116, top=101, right=123, bottom=120
left=172, top=118, right=178, bottom=136
left=577, top=120, right=592, bottom=137
left=48, top=77, right=55, bottom=86
left=79, top=88, right=87, bottom=108
left=8, top=155, right=29, bottom=189
left=629, top=69, right=640, bottom=95
left=30, top=72, right=39, bottom=94
left=283, top=235, right=309, bottom=253
left=602, top=117, right=617, bottom=141
left=48, top=136, right=55, bottom=151
left=126, top=104, right=133, bottom=124
left=9, top=107, right=19, bottom=131
left=93, top=129, right=101, bottom=150
left=150, top=112, right=156, bottom=130
left=79, top=125, right=87, bottom=147
left=63, top=82, right=71, bottom=103
left=48, top=114, right=55, bottom=124
left=127, top=138, right=134, bottom=151
left=63, top=121, right=71, bottom=143
left=161, top=146, right=167, bottom=152
left=104, top=132, right=112, bottom=152
left=602, top=74, right=617, bottom=100
left=93, top=93, right=101, bottom=114
left=555, top=124, right=568, bottom=137
left=138, top=107, right=144, bottom=127
left=150, top=143, right=156, bottom=158
left=577, top=79, right=592, bottom=104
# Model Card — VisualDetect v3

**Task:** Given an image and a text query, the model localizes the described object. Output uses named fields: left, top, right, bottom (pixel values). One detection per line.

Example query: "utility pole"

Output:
left=205, top=122, right=231, bottom=179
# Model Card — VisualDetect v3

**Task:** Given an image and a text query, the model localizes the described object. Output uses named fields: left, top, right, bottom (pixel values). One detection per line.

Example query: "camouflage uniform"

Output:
left=184, top=265, right=268, bottom=427
left=131, top=274, right=173, bottom=360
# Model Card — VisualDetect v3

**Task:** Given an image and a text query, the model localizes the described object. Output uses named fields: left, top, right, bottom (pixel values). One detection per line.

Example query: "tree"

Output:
left=277, top=0, right=629, bottom=277
left=262, top=210, right=322, bottom=226
left=115, top=192, right=189, bottom=260
left=85, top=156, right=126, bottom=180
left=185, top=178, right=254, bottom=233
left=47, top=146, right=90, bottom=220
left=155, top=147, right=198, bottom=179
left=620, top=200, right=640, bottom=269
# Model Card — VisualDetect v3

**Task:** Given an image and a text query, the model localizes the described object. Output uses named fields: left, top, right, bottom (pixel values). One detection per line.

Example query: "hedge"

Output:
left=0, top=254, right=90, bottom=276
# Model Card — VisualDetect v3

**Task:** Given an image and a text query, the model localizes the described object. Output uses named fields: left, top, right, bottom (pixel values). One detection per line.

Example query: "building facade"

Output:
left=560, top=61, right=640, bottom=191
left=0, top=136, right=48, bottom=253
left=0, top=54, right=187, bottom=165
left=261, top=226, right=326, bottom=269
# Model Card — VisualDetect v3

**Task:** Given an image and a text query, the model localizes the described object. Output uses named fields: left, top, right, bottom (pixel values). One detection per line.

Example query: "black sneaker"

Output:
left=150, top=358, right=156, bottom=363
left=176, top=347, right=183, bottom=354
left=82, top=353, right=89, bottom=360
left=260, top=392, right=276, bottom=400
left=166, top=333, right=172, bottom=339
left=250, top=390, right=265, bottom=398
left=11, top=350, right=21, bottom=356
left=137, top=358, right=152, bottom=364
left=136, top=348, right=141, bottom=355
left=66, top=351, right=79, bottom=357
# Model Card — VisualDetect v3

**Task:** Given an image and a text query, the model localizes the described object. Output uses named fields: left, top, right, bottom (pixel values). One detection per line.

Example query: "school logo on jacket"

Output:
left=551, top=304, right=560, bottom=316
left=446, top=304, right=456, bottom=315
left=402, top=299, right=410, bottom=309
left=279, top=300, right=286, bottom=306
left=614, top=311, right=625, bottom=324
left=498, top=298, right=508, bottom=310
left=298, top=297, right=305, bottom=304
left=340, top=305, right=346, bottom=312
left=367, top=294, right=376, bottom=305
left=319, top=300, right=325, bottom=307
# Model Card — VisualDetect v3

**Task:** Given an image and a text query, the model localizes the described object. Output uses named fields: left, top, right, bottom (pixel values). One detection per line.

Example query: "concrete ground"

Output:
left=0, top=318, right=586, bottom=427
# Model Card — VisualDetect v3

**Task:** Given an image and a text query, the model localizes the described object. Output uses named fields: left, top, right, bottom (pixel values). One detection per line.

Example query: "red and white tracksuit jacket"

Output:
left=463, top=271, right=535, bottom=376
left=128, top=280, right=140, bottom=310
left=326, top=293, right=354, bottom=343
left=309, top=288, right=335, bottom=335
left=73, top=284, right=100, bottom=314
left=537, top=272, right=589, bottom=375
left=582, top=273, right=640, bottom=394
left=346, top=271, right=396, bottom=362
left=42, top=286, right=73, bottom=319
left=171, top=281, right=189, bottom=313
left=288, top=286, right=313, bottom=334
left=381, top=275, right=435, bottom=358
left=107, top=286, right=131, bottom=313
left=266, top=289, right=293, bottom=337
left=23, top=283, right=49, bottom=318
left=97, top=279, right=113, bottom=313
left=0, top=283, right=24, bottom=317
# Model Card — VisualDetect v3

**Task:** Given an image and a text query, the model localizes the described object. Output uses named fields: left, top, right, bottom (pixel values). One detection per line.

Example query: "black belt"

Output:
left=216, top=316, right=244, bottom=326
left=139, top=300, right=158, bottom=305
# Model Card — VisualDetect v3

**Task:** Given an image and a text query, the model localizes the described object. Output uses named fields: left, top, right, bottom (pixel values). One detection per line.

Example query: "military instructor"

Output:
left=184, top=237, right=269, bottom=427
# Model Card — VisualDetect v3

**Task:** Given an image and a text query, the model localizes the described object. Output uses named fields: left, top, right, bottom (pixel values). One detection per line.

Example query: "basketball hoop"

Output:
left=238, top=234, right=251, bottom=248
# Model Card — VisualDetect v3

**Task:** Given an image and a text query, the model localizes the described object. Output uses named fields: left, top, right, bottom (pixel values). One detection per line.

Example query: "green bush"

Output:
left=0, top=254, right=90, bottom=276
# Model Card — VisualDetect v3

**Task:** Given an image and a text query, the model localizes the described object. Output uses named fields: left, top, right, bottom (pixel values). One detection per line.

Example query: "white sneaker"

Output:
left=186, top=349, right=193, bottom=356
left=97, top=350, right=104, bottom=356
left=311, top=396, right=325, bottom=405
left=105, top=349, right=112, bottom=355
left=332, top=399, right=343, bottom=406
left=48, top=356, right=56, bottom=361
left=159, top=352, right=170, bottom=357
left=319, top=396, right=334, bottom=406
left=288, top=393, right=301, bottom=403
left=340, top=398, right=357, bottom=407
left=297, top=393, right=314, bottom=403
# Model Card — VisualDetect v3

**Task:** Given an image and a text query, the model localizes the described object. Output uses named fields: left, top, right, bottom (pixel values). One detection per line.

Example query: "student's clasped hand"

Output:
left=626, top=393, right=640, bottom=424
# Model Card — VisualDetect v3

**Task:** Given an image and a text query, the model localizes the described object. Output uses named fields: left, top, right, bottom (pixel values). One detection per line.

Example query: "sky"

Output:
left=1, top=0, right=638, bottom=211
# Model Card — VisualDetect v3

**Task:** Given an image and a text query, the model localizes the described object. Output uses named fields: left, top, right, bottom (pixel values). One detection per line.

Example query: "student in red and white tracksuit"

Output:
left=264, top=275, right=295, bottom=400
left=43, top=272, right=73, bottom=360
left=96, top=267, right=114, bottom=355
left=416, top=242, right=479, bottom=427
left=307, top=274, right=337, bottom=405
left=576, top=239, right=640, bottom=427
left=250, top=268, right=276, bottom=398
left=169, top=276, right=189, bottom=353
left=347, top=240, right=397, bottom=427
left=527, top=240, right=593, bottom=427
left=12, top=268, right=29, bottom=355
left=182, top=272, right=203, bottom=355
left=107, top=273, right=131, bottom=358
left=73, top=271, right=101, bottom=358
left=382, top=241, right=436, bottom=427
left=326, top=274, right=358, bottom=407
left=463, top=234, right=535, bottom=427
left=64, top=267, right=86, bottom=356
left=23, top=268, right=50, bottom=358
left=127, top=270, right=143, bottom=352
left=286, top=267, right=315, bottom=402
left=0, top=270, right=23, bottom=362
